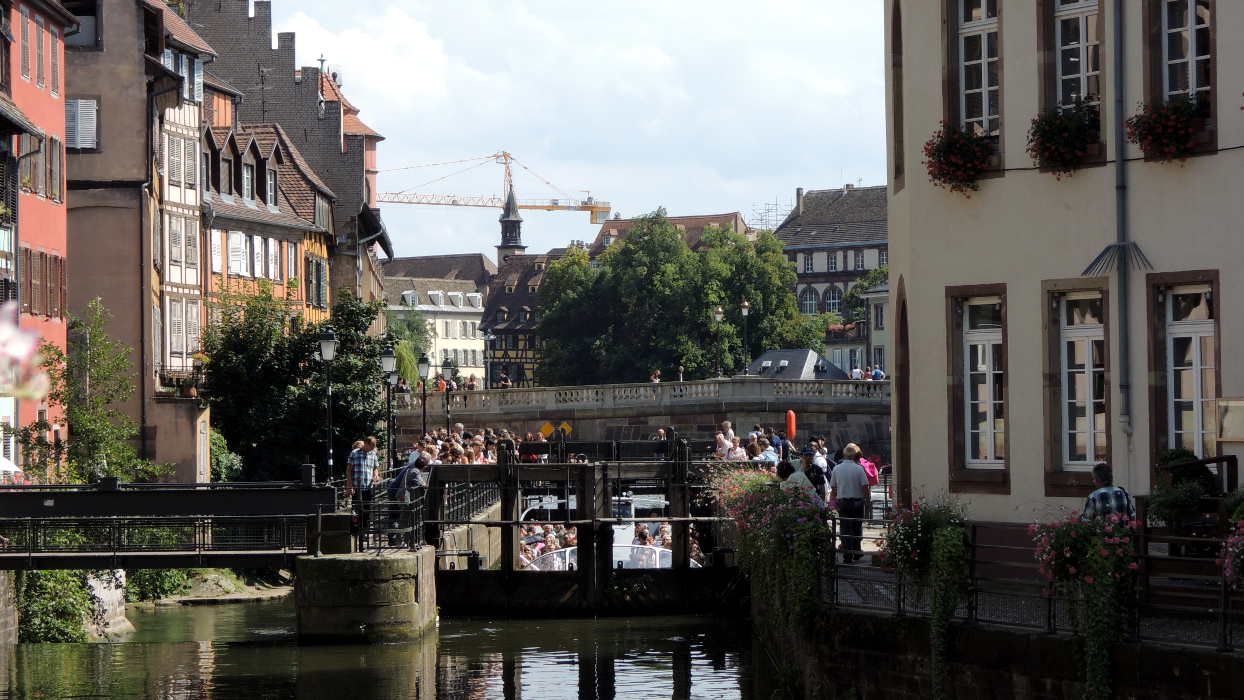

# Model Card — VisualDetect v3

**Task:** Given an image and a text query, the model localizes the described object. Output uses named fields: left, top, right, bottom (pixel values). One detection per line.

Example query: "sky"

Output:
left=269, top=1, right=886, bottom=262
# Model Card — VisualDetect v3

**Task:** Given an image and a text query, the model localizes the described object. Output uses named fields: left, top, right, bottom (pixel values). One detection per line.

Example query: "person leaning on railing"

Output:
left=1081, top=462, right=1136, bottom=521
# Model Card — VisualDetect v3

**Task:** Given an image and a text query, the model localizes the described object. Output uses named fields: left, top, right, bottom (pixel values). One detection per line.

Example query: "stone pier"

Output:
left=294, top=547, right=436, bottom=644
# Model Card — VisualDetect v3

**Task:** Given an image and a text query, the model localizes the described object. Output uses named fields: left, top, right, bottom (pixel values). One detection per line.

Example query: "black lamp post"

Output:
left=417, top=352, right=431, bottom=438
left=380, top=345, right=397, bottom=469
left=482, top=328, right=496, bottom=389
left=318, top=329, right=339, bottom=481
left=441, top=358, right=454, bottom=434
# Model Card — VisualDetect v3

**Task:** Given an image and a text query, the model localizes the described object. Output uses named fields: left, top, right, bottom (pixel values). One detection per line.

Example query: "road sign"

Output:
left=539, top=422, right=555, bottom=437
left=559, top=421, right=573, bottom=436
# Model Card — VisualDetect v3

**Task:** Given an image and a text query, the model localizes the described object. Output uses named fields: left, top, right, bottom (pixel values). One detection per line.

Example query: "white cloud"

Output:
left=272, top=0, right=886, bottom=259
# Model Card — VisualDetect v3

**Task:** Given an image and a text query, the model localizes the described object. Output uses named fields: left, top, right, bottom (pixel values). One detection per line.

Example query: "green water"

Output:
left=0, top=600, right=758, bottom=699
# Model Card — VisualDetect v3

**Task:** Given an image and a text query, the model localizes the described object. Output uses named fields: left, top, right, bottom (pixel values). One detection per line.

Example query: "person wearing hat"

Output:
left=799, top=444, right=829, bottom=502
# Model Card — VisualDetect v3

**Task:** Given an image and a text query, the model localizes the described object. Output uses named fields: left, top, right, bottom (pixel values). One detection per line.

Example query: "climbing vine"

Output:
left=712, top=466, right=833, bottom=630
left=928, top=525, right=969, bottom=700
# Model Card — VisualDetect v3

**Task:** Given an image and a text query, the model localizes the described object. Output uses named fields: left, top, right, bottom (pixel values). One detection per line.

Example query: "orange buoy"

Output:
left=785, top=410, right=797, bottom=441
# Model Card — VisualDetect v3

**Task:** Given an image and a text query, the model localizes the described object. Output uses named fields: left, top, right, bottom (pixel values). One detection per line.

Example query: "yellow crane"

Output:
left=377, top=151, right=612, bottom=224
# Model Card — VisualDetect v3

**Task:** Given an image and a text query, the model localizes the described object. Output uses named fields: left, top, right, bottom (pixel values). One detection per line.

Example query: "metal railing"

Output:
left=357, top=489, right=427, bottom=553
left=0, top=515, right=310, bottom=557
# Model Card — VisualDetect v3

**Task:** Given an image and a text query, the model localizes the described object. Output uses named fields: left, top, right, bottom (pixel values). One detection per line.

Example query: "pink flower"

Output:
left=1099, top=549, right=1109, bottom=557
left=1083, top=576, right=1095, bottom=584
left=1128, top=563, right=1139, bottom=570
left=1068, top=566, right=1077, bottom=574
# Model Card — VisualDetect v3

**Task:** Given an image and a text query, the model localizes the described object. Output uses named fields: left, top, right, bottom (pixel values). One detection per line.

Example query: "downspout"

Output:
left=1112, top=0, right=1133, bottom=435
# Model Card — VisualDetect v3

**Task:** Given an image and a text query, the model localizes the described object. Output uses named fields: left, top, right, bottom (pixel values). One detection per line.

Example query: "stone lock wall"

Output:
left=295, top=547, right=437, bottom=644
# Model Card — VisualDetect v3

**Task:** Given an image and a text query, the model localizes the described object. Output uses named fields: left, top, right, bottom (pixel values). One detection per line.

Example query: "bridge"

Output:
left=399, top=376, right=891, bottom=445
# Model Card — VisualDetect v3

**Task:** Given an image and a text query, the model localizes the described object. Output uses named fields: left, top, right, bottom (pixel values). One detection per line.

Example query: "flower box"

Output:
left=923, top=122, right=995, bottom=196
left=1026, top=102, right=1101, bottom=178
left=1125, top=97, right=1205, bottom=163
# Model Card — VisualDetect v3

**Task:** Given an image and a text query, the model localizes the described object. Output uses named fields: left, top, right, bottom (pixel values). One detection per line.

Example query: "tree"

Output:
left=18, top=298, right=168, bottom=483
left=387, top=312, right=431, bottom=384
left=537, top=211, right=839, bottom=385
left=202, top=284, right=392, bottom=481
left=842, top=266, right=889, bottom=322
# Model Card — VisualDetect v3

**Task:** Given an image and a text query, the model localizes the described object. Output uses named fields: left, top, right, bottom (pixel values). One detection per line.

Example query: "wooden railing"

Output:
left=399, top=377, right=890, bottom=414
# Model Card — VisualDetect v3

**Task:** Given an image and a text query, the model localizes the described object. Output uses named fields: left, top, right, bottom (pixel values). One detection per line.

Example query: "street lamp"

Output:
left=441, top=358, right=454, bottom=434
left=741, top=300, right=751, bottom=374
left=712, top=306, right=724, bottom=377
left=318, top=329, right=339, bottom=481
left=380, top=346, right=397, bottom=469
left=417, top=352, right=431, bottom=438
left=482, top=328, right=497, bottom=389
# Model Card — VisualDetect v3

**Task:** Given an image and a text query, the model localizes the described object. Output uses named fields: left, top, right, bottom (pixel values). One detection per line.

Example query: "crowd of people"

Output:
left=849, top=365, right=886, bottom=381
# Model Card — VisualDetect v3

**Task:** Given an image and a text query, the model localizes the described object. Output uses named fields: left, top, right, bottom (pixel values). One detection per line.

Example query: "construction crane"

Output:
left=377, top=151, right=612, bottom=224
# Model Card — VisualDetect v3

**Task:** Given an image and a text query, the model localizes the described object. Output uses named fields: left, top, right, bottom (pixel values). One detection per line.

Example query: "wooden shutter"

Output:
left=169, top=136, right=182, bottom=187
left=65, top=100, right=78, bottom=149
left=251, top=235, right=263, bottom=278
left=59, top=256, right=66, bottom=317
left=34, top=16, right=43, bottom=87
left=183, top=140, right=196, bottom=187
left=19, top=248, right=30, bottom=313
left=287, top=244, right=296, bottom=283
left=50, top=28, right=58, bottom=95
left=169, top=299, right=184, bottom=354
left=78, top=100, right=96, bottom=149
left=193, top=59, right=204, bottom=103
left=318, top=261, right=327, bottom=308
left=305, top=258, right=312, bottom=301
left=228, top=232, right=243, bottom=274
left=162, top=48, right=173, bottom=70
left=168, top=216, right=182, bottom=264
left=48, top=138, right=60, bottom=201
left=267, top=239, right=278, bottom=279
left=184, top=219, right=198, bottom=268
left=30, top=251, right=42, bottom=315
left=186, top=300, right=200, bottom=353
left=210, top=229, right=222, bottom=273
left=47, top=256, right=59, bottom=318
left=35, top=137, right=45, bottom=197
left=19, top=7, right=28, bottom=79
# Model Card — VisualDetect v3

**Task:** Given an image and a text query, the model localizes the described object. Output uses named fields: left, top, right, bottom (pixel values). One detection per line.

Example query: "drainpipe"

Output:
left=1112, top=0, right=1133, bottom=435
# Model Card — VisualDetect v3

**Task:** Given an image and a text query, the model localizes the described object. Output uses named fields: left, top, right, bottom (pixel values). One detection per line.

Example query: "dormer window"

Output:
left=448, top=292, right=464, bottom=307
left=528, top=285, right=538, bottom=294
left=220, top=158, right=233, bottom=194
left=267, top=167, right=278, bottom=206
left=242, top=164, right=255, bottom=200
left=427, top=290, right=444, bottom=306
left=505, top=285, right=515, bottom=294
left=534, top=261, right=546, bottom=270
left=496, top=309, right=509, bottom=323
left=466, top=292, right=483, bottom=308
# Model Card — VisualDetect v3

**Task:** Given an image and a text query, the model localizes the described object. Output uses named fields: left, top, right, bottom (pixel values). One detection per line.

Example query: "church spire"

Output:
left=497, top=185, right=526, bottom=261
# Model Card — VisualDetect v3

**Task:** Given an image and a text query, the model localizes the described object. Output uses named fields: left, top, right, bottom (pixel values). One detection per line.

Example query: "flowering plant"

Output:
left=1026, top=102, right=1100, bottom=178
left=1125, top=97, right=1203, bottom=162
left=1218, top=521, right=1244, bottom=590
left=1032, top=512, right=1139, bottom=588
left=923, top=122, right=995, bottom=195
left=881, top=498, right=966, bottom=582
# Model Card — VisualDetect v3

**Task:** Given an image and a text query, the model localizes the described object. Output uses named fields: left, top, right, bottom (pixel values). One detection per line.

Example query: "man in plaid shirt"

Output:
left=348, top=437, right=380, bottom=516
left=1082, top=462, right=1135, bottom=521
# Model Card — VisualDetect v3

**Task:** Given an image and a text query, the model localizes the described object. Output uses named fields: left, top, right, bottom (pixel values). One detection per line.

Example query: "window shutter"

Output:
left=211, top=229, right=222, bottom=273
left=49, top=138, right=60, bottom=201
left=287, top=244, right=296, bottom=282
left=35, top=17, right=44, bottom=87
left=183, top=140, right=196, bottom=187
left=153, top=304, right=163, bottom=369
left=169, top=299, right=184, bottom=354
left=268, top=239, right=278, bottom=279
left=19, top=248, right=30, bottom=314
left=78, top=100, right=96, bottom=149
left=36, top=137, right=45, bottom=197
left=184, top=219, right=198, bottom=268
left=47, top=256, right=58, bottom=318
left=251, top=235, right=263, bottom=278
left=315, top=261, right=325, bottom=307
left=59, top=256, right=66, bottom=318
left=50, top=29, right=58, bottom=95
left=31, top=251, right=43, bottom=315
left=169, top=136, right=182, bottom=187
left=305, top=258, right=312, bottom=300
left=227, top=232, right=243, bottom=274
left=65, top=100, right=78, bottom=148
left=169, top=216, right=182, bottom=264
left=186, top=300, right=200, bottom=353
left=193, top=59, right=204, bottom=103
left=19, top=7, right=28, bottom=79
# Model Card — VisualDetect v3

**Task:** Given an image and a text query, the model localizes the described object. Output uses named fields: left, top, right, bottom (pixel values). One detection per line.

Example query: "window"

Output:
left=1162, top=0, right=1212, bottom=110
left=177, top=53, right=191, bottom=101
left=798, top=287, right=819, bottom=315
left=874, top=303, right=885, bottom=330
left=211, top=229, right=222, bottom=273
left=65, top=98, right=98, bottom=149
left=505, top=285, right=515, bottom=294
left=314, top=194, right=331, bottom=228
left=957, top=0, right=1000, bottom=138
left=64, top=1, right=99, bottom=49
left=1053, top=0, right=1101, bottom=108
left=168, top=135, right=182, bottom=189
left=50, top=28, right=57, bottom=95
left=849, top=348, right=859, bottom=371
left=168, top=215, right=183, bottom=265
left=828, top=252, right=838, bottom=272
left=874, top=347, right=885, bottom=370
left=183, top=141, right=196, bottom=189
left=855, top=251, right=865, bottom=271
left=1059, top=294, right=1106, bottom=469
left=266, top=238, right=278, bottom=279
left=460, top=321, right=468, bottom=338
left=35, top=16, right=44, bottom=88
left=1166, top=286, right=1216, bottom=457
left=19, top=6, right=29, bottom=80
left=962, top=297, right=1005, bottom=467
left=201, top=154, right=209, bottom=193
left=153, top=303, right=162, bottom=369
left=220, top=159, right=233, bottom=194
left=169, top=298, right=184, bottom=356
left=496, top=310, right=508, bottom=323
left=227, top=231, right=245, bottom=275
left=242, top=164, right=255, bottom=199
left=287, top=244, right=296, bottom=282
left=186, top=299, right=200, bottom=353
left=267, top=168, right=277, bottom=206
left=803, top=254, right=814, bottom=273
left=827, top=287, right=842, bottom=314
left=879, top=249, right=888, bottom=267
left=250, top=235, right=263, bottom=278
left=444, top=320, right=453, bottom=338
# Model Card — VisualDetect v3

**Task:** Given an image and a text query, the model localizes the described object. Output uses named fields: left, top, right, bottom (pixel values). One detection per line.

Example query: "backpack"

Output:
left=859, top=457, right=880, bottom=486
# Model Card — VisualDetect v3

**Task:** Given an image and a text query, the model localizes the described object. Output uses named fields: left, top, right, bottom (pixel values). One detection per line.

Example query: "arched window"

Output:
left=827, top=287, right=843, bottom=315
left=799, top=287, right=819, bottom=315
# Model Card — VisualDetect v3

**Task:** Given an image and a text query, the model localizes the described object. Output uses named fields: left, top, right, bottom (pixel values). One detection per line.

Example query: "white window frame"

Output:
left=1054, top=0, right=1101, bottom=109
left=287, top=244, right=297, bottom=283
left=828, top=252, right=838, bottom=272
left=878, top=249, right=888, bottom=267
left=1166, top=284, right=1216, bottom=459
left=827, top=287, right=842, bottom=314
left=1162, top=0, right=1212, bottom=106
left=211, top=229, right=222, bottom=273
left=242, top=164, right=255, bottom=200
left=963, top=297, right=1005, bottom=469
left=833, top=348, right=843, bottom=368
left=267, top=168, right=278, bottom=206
left=1059, top=292, right=1106, bottom=471
left=798, top=287, right=818, bottom=315
left=803, top=253, right=813, bottom=273
left=958, top=0, right=1000, bottom=137
left=855, top=251, right=865, bottom=271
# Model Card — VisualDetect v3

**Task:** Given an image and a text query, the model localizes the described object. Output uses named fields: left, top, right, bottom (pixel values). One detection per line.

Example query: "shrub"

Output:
left=1219, top=521, right=1244, bottom=591
left=881, top=498, right=966, bottom=583
left=1146, top=480, right=1205, bottom=528
left=923, top=122, right=995, bottom=195
left=1124, top=97, right=1203, bottom=162
left=1026, top=102, right=1100, bottom=178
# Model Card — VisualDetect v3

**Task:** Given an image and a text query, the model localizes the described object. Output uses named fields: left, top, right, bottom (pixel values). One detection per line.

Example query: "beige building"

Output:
left=860, top=284, right=889, bottom=375
left=886, top=0, right=1241, bottom=522
left=386, top=277, right=487, bottom=382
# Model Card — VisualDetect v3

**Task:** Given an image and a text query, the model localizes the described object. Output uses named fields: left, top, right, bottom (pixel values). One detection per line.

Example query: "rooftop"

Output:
left=774, top=186, right=888, bottom=248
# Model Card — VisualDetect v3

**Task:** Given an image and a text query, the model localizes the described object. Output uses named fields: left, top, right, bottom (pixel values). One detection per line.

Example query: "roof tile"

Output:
left=774, top=186, right=888, bottom=248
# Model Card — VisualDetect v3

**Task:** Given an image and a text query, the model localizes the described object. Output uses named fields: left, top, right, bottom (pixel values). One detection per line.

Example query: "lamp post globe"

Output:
left=380, top=345, right=397, bottom=374
left=318, top=329, right=339, bottom=362
left=417, top=353, right=431, bottom=438
left=417, top=353, right=431, bottom=382
left=316, top=329, right=339, bottom=482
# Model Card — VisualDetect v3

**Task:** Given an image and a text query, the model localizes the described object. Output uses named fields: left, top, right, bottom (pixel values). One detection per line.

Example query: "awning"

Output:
left=0, top=95, right=42, bottom=138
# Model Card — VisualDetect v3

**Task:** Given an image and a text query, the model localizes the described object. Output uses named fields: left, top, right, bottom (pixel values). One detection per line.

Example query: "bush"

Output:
left=1125, top=97, right=1203, bottom=162
left=1146, top=481, right=1205, bottom=528
left=125, top=569, right=190, bottom=602
left=881, top=499, right=966, bottom=583
left=1026, top=101, right=1100, bottom=178
left=16, top=570, right=98, bottom=642
left=209, top=428, right=243, bottom=483
left=923, top=122, right=995, bottom=195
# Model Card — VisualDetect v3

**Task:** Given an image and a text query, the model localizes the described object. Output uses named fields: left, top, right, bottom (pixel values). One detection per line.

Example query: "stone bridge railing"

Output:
left=399, top=377, right=890, bottom=418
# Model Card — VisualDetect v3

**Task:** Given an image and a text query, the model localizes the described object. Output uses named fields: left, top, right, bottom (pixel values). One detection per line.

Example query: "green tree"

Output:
left=17, top=298, right=168, bottom=483
left=203, top=284, right=392, bottom=480
left=387, top=311, right=431, bottom=384
left=209, top=428, right=242, bottom=482
left=537, top=211, right=838, bottom=385
left=841, top=266, right=889, bottom=321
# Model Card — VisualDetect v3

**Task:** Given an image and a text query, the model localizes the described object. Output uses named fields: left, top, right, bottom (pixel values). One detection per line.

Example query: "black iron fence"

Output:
left=357, top=489, right=427, bottom=553
left=0, top=515, right=309, bottom=557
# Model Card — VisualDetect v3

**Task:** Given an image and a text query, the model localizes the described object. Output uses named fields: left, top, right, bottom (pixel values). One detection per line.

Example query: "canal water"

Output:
left=0, top=600, right=762, bottom=699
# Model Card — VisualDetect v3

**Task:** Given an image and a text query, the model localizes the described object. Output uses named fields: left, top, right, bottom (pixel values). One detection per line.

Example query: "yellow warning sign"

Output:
left=539, top=421, right=574, bottom=438
left=559, top=422, right=573, bottom=436
left=539, top=422, right=555, bottom=437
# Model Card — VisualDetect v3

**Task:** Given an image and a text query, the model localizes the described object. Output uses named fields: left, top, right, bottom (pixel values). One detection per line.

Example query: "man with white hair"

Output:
left=829, top=443, right=870, bottom=563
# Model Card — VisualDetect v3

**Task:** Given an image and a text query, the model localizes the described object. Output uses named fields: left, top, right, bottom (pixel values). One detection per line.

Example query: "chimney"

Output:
left=795, top=187, right=804, bottom=216
left=844, top=183, right=855, bottom=190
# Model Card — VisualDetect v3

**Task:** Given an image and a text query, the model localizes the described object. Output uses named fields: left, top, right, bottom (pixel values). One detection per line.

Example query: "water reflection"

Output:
left=0, top=601, right=753, bottom=699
